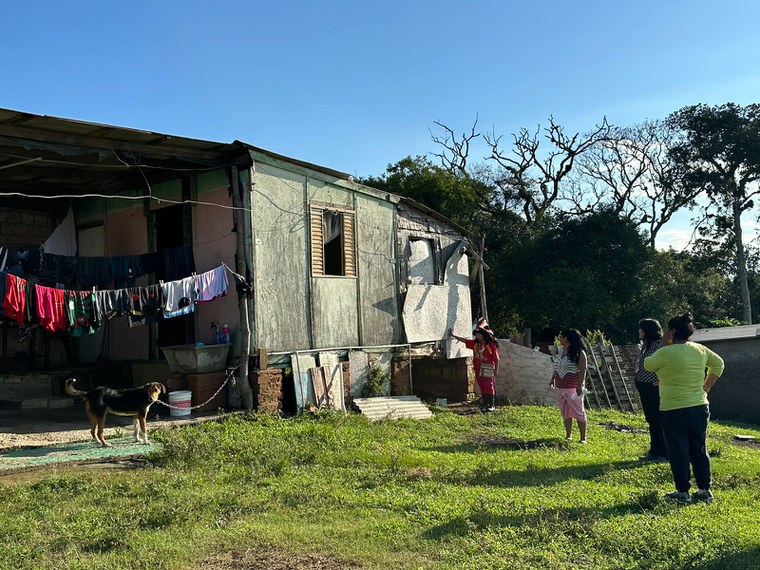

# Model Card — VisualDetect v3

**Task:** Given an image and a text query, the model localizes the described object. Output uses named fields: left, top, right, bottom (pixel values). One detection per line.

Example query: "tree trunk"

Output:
left=733, top=198, right=752, bottom=324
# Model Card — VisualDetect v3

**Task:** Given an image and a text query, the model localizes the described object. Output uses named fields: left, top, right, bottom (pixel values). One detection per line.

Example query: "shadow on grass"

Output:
left=690, top=547, right=760, bottom=570
left=470, top=459, right=644, bottom=488
left=429, top=436, right=572, bottom=454
left=423, top=495, right=657, bottom=541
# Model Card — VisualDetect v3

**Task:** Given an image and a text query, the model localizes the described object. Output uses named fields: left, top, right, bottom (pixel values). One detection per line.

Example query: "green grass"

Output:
left=1, top=406, right=759, bottom=569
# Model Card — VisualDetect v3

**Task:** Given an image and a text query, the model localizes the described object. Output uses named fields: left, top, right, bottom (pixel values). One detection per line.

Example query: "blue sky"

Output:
left=2, top=1, right=760, bottom=247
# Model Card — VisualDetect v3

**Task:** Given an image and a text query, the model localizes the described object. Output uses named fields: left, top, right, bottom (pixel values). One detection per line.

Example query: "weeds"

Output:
left=0, top=406, right=758, bottom=569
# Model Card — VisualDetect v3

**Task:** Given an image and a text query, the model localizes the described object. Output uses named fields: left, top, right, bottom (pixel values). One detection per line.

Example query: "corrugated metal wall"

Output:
left=356, top=195, right=399, bottom=345
left=251, top=162, right=311, bottom=351
left=250, top=155, right=399, bottom=352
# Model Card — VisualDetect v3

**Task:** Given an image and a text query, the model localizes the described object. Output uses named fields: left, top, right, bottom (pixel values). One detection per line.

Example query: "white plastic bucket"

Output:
left=168, top=390, right=192, bottom=417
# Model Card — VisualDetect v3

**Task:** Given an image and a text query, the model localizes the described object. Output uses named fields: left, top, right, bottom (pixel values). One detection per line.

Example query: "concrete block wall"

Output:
left=187, top=371, right=227, bottom=412
left=411, top=356, right=472, bottom=402
left=0, top=208, right=56, bottom=246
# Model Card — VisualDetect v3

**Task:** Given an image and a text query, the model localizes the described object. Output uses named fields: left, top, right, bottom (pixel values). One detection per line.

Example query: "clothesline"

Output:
left=0, top=263, right=230, bottom=337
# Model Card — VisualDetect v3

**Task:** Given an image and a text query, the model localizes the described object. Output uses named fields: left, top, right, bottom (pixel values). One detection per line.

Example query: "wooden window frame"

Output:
left=309, top=203, right=356, bottom=278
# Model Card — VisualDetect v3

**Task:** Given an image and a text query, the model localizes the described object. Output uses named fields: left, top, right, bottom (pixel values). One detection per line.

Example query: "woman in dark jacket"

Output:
left=635, top=318, right=668, bottom=462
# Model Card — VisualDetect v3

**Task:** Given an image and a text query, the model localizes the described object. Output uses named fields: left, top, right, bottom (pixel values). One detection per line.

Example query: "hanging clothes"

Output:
left=195, top=265, right=228, bottom=303
left=126, top=284, right=164, bottom=327
left=35, top=285, right=67, bottom=333
left=0, top=271, right=5, bottom=318
left=39, top=253, right=77, bottom=289
left=77, top=256, right=112, bottom=289
left=163, top=246, right=195, bottom=281
left=162, top=277, right=196, bottom=318
left=111, top=255, right=144, bottom=287
left=65, top=291, right=98, bottom=336
left=93, top=289, right=131, bottom=321
left=3, top=274, right=27, bottom=325
left=42, top=207, right=77, bottom=256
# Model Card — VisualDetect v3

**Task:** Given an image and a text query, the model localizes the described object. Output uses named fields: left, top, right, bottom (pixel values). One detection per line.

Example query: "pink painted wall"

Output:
left=104, top=205, right=150, bottom=360
left=192, top=186, right=240, bottom=352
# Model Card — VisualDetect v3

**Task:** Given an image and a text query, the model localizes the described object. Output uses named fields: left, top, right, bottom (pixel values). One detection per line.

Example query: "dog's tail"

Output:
left=65, top=378, right=88, bottom=398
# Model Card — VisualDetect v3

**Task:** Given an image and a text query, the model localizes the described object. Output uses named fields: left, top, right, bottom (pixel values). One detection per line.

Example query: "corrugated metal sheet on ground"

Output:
left=352, top=396, right=433, bottom=421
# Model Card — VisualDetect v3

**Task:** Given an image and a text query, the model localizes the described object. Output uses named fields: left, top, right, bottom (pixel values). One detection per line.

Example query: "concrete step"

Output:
left=0, top=397, right=74, bottom=410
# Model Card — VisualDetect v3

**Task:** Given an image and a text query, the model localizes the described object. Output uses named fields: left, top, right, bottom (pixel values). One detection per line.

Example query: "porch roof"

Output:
left=0, top=107, right=251, bottom=201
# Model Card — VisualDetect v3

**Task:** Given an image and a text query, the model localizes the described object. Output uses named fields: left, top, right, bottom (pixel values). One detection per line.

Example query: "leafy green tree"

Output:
left=358, top=155, right=483, bottom=230
left=623, top=249, right=734, bottom=335
left=668, top=103, right=760, bottom=323
left=508, top=209, right=649, bottom=343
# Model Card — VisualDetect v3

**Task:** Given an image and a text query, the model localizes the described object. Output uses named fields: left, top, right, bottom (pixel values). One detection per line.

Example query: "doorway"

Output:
left=154, top=205, right=194, bottom=348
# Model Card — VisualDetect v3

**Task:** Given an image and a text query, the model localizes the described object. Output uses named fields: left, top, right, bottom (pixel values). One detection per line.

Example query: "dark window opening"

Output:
left=323, top=211, right=344, bottom=276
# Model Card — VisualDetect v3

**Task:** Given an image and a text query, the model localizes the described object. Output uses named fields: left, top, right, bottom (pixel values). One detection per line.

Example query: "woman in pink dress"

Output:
left=549, top=329, right=588, bottom=442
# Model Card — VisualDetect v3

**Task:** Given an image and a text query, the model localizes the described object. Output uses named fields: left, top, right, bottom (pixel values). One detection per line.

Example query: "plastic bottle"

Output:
left=571, top=389, right=589, bottom=400
left=221, top=323, right=230, bottom=344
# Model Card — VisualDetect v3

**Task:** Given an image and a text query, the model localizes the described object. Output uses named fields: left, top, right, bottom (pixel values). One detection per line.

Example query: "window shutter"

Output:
left=343, top=211, right=356, bottom=277
left=310, top=207, right=324, bottom=276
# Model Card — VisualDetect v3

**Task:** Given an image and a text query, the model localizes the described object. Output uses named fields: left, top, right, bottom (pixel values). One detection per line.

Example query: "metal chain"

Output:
left=154, top=366, right=238, bottom=412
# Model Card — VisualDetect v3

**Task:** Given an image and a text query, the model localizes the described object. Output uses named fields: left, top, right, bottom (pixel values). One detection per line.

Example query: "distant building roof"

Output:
left=691, top=325, right=760, bottom=343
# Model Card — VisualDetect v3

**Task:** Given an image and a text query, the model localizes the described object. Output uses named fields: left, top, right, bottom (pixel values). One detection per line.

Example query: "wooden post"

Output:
left=230, top=165, right=254, bottom=410
left=478, top=235, right=488, bottom=322
left=258, top=348, right=268, bottom=371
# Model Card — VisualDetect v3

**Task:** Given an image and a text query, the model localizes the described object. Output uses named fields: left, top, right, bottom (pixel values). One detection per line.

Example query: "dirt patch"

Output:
left=597, top=421, right=646, bottom=434
left=731, top=436, right=760, bottom=450
left=0, top=458, right=147, bottom=485
left=445, top=402, right=487, bottom=416
left=199, top=548, right=363, bottom=570
left=0, top=406, right=235, bottom=452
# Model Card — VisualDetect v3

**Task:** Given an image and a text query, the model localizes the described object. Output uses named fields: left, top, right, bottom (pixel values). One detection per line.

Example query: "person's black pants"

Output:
left=635, top=380, right=667, bottom=458
left=661, top=404, right=711, bottom=492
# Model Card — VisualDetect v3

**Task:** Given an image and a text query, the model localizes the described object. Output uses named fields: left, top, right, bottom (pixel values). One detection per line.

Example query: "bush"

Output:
left=361, top=363, right=390, bottom=397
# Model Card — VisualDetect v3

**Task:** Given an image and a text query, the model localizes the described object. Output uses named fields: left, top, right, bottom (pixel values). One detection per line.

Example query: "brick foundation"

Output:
left=390, top=358, right=411, bottom=396
left=254, top=368, right=282, bottom=414
left=341, top=361, right=351, bottom=408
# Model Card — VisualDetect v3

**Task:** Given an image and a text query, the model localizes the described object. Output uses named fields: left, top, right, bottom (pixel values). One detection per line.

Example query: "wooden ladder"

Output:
left=589, top=339, right=637, bottom=412
left=585, top=344, right=611, bottom=409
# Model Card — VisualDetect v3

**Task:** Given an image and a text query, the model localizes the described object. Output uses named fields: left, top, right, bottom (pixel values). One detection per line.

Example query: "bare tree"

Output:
left=564, top=120, right=699, bottom=248
left=483, top=117, right=611, bottom=223
left=429, top=117, right=481, bottom=175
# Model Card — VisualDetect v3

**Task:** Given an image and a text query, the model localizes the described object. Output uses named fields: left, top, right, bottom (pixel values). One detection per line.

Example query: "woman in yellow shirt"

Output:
left=643, top=312, right=724, bottom=504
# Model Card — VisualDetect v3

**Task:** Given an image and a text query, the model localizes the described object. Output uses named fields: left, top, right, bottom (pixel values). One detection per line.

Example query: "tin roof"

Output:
left=0, top=107, right=252, bottom=197
left=0, top=107, right=475, bottom=238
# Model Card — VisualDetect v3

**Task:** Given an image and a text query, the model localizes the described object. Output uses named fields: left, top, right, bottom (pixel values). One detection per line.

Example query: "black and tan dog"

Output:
left=65, top=378, right=166, bottom=447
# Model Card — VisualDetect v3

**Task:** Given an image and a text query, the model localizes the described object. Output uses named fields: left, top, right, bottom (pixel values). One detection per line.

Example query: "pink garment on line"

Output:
left=36, top=284, right=67, bottom=333
left=195, top=265, right=228, bottom=303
